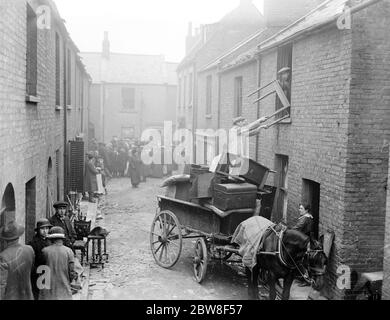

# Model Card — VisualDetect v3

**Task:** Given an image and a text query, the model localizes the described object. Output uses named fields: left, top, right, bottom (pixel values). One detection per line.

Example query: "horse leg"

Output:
left=281, top=273, right=294, bottom=300
left=268, top=275, right=277, bottom=300
left=246, top=267, right=258, bottom=300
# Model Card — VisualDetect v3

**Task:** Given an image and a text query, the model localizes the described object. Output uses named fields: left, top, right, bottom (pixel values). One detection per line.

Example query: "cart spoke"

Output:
left=166, top=223, right=177, bottom=237
left=151, top=231, right=163, bottom=237
left=159, top=243, right=165, bottom=261
left=154, top=242, right=164, bottom=255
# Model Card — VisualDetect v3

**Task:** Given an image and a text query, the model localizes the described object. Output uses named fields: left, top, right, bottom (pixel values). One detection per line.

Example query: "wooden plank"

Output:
left=274, top=81, right=291, bottom=109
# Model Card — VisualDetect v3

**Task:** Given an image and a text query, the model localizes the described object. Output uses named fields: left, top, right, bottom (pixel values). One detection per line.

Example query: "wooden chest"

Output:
left=213, top=183, right=257, bottom=211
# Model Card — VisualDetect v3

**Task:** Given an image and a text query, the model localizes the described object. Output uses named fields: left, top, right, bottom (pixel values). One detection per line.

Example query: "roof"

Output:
left=257, top=0, right=381, bottom=52
left=201, top=27, right=282, bottom=73
left=205, top=0, right=381, bottom=72
left=80, top=53, right=178, bottom=85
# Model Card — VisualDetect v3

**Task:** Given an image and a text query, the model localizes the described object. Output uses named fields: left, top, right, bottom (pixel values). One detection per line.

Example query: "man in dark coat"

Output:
left=28, top=218, right=52, bottom=300
left=49, top=201, right=77, bottom=250
left=0, top=221, right=35, bottom=300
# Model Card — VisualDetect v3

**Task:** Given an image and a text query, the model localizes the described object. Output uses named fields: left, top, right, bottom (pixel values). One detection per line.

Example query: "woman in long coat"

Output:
left=128, top=149, right=141, bottom=188
left=84, top=152, right=98, bottom=201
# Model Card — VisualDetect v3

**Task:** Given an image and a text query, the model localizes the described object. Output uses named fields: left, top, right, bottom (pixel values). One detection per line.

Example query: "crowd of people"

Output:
left=85, top=136, right=172, bottom=202
left=0, top=201, right=79, bottom=300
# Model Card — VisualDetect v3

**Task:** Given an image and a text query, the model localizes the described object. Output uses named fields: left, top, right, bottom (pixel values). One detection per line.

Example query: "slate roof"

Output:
left=257, top=0, right=379, bottom=52
left=80, top=52, right=178, bottom=85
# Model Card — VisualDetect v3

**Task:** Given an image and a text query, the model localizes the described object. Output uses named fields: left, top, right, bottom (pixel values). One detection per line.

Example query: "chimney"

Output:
left=264, top=0, right=324, bottom=28
left=102, top=31, right=110, bottom=59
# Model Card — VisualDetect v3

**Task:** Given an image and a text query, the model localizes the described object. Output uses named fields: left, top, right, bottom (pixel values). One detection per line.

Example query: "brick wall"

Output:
left=219, top=24, right=354, bottom=298
left=346, top=0, right=390, bottom=295
left=0, top=0, right=90, bottom=244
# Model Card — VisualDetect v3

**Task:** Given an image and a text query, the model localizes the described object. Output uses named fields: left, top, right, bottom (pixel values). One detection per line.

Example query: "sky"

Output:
left=55, top=0, right=264, bottom=62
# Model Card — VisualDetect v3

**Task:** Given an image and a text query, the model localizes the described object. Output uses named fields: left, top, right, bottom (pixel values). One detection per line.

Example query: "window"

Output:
left=276, top=43, right=292, bottom=118
left=206, top=75, right=212, bottom=116
left=26, top=3, right=37, bottom=98
left=234, top=76, right=243, bottom=117
left=122, top=88, right=135, bottom=109
left=188, top=73, right=193, bottom=105
left=122, top=127, right=135, bottom=139
left=178, top=78, right=182, bottom=109
left=55, top=33, right=61, bottom=106
left=67, top=49, right=72, bottom=105
left=183, top=76, right=187, bottom=108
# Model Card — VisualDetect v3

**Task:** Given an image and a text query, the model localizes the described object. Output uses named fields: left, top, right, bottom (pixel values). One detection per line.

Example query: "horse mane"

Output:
left=283, top=229, right=309, bottom=250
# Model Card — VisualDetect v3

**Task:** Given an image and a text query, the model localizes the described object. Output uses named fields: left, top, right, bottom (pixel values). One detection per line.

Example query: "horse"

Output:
left=246, top=225, right=328, bottom=300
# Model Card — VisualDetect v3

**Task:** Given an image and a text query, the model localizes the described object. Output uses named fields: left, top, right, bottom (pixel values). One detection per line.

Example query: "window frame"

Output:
left=206, top=75, right=212, bottom=117
left=121, top=87, right=136, bottom=111
left=234, top=76, right=243, bottom=117
left=275, top=43, right=293, bottom=121
left=26, top=3, right=38, bottom=103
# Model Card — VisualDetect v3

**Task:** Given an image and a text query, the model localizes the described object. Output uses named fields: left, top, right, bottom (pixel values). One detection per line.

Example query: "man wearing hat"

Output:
left=277, top=67, right=291, bottom=102
left=28, top=218, right=52, bottom=299
left=39, top=226, right=76, bottom=300
left=49, top=201, right=77, bottom=250
left=0, top=221, right=35, bottom=300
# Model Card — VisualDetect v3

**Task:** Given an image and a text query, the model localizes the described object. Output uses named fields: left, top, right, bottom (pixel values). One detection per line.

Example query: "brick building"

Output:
left=183, top=0, right=390, bottom=299
left=0, top=0, right=91, bottom=247
left=81, top=33, right=178, bottom=143
left=176, top=0, right=266, bottom=135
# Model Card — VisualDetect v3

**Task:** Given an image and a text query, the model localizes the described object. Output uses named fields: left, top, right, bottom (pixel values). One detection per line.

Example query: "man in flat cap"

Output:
left=278, top=67, right=291, bottom=104
left=0, top=221, right=35, bottom=300
left=28, top=218, right=52, bottom=299
left=49, top=201, right=76, bottom=250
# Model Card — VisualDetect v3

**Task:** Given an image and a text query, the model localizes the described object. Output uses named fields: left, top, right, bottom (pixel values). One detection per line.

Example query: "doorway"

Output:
left=25, top=178, right=36, bottom=244
left=1, top=183, right=16, bottom=251
left=302, top=179, right=320, bottom=239
left=272, top=154, right=289, bottom=223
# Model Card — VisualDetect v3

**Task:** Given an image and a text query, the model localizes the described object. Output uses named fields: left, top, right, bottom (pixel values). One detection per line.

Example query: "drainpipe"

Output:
left=63, top=40, right=68, bottom=199
left=192, top=63, right=197, bottom=163
left=102, top=82, right=106, bottom=143
left=255, top=54, right=261, bottom=162
left=217, top=66, right=222, bottom=154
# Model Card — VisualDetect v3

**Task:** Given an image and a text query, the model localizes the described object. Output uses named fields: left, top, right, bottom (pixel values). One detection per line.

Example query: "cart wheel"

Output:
left=193, top=238, right=208, bottom=283
left=150, top=210, right=182, bottom=269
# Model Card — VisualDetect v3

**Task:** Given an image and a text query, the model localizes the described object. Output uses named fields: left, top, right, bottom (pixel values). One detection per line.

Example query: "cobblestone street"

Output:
left=87, top=177, right=250, bottom=300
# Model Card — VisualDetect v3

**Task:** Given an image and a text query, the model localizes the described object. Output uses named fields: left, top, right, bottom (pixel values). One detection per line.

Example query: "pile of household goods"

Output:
left=161, top=153, right=277, bottom=215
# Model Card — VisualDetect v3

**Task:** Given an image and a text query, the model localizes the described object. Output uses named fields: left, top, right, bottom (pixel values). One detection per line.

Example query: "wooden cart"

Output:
left=150, top=195, right=256, bottom=283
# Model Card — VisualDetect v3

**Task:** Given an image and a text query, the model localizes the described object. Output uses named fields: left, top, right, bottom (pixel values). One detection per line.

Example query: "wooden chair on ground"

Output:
left=73, top=220, right=91, bottom=265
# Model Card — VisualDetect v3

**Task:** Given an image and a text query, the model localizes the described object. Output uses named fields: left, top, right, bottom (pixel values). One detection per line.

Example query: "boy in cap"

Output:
left=39, top=226, right=76, bottom=300
left=49, top=201, right=77, bottom=250
left=28, top=218, right=52, bottom=299
left=0, top=221, right=35, bottom=300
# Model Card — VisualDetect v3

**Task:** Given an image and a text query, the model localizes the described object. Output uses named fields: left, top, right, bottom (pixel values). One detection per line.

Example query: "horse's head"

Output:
left=305, top=241, right=328, bottom=290
left=282, top=229, right=310, bottom=267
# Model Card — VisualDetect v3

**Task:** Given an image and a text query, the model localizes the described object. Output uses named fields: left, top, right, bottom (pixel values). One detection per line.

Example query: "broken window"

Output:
left=234, top=76, right=243, bottom=117
left=26, top=3, right=37, bottom=98
left=276, top=43, right=292, bottom=119
left=122, top=87, right=135, bottom=109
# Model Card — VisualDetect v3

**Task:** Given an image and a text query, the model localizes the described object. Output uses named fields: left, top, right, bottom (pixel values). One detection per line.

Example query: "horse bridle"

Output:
left=305, top=250, right=327, bottom=276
